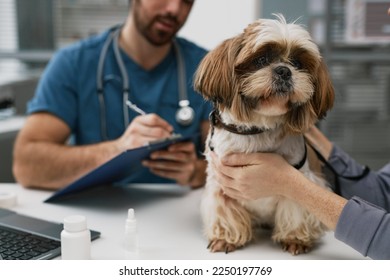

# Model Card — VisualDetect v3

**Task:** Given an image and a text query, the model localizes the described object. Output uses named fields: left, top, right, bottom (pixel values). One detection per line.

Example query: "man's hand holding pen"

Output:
left=117, top=113, right=174, bottom=151
left=118, top=101, right=200, bottom=187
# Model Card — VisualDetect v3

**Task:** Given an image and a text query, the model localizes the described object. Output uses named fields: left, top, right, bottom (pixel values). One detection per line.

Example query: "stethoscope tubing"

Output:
left=96, top=26, right=194, bottom=140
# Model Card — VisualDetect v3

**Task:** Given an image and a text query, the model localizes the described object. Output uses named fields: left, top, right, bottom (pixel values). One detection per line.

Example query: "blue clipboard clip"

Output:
left=146, top=133, right=183, bottom=148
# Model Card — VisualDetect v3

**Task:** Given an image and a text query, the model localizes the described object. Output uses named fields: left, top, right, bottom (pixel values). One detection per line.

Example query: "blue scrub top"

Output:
left=28, top=27, right=212, bottom=184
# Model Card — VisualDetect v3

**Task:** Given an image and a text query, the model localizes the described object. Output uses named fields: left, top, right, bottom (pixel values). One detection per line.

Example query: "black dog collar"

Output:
left=209, top=109, right=267, bottom=135
left=208, top=109, right=307, bottom=170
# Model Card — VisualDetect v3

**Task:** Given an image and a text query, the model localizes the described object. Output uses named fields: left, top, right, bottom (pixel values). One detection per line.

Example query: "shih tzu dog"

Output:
left=194, top=14, right=334, bottom=255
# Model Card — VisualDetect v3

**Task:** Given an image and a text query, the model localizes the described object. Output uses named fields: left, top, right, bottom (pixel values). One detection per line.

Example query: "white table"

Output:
left=0, top=183, right=368, bottom=260
left=0, top=116, right=26, bottom=134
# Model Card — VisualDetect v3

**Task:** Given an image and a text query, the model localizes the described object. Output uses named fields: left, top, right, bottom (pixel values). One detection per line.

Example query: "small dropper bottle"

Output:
left=124, top=208, right=138, bottom=253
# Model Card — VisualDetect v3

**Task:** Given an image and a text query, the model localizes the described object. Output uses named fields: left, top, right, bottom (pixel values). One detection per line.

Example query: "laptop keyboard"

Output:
left=0, top=225, right=61, bottom=260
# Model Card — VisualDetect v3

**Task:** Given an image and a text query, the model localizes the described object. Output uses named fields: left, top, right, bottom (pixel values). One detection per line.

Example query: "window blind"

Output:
left=321, top=0, right=390, bottom=170
left=0, top=0, right=18, bottom=51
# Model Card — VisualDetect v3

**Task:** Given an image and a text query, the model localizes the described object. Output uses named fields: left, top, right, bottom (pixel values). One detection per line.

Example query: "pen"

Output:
left=126, top=100, right=175, bottom=135
left=125, top=100, right=146, bottom=116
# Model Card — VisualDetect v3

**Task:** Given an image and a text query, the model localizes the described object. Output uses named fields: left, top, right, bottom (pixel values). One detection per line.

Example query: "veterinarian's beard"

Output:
left=135, top=14, right=181, bottom=46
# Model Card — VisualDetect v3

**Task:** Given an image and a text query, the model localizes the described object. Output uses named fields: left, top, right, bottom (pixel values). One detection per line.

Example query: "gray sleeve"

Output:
left=328, top=144, right=390, bottom=211
left=335, top=197, right=390, bottom=260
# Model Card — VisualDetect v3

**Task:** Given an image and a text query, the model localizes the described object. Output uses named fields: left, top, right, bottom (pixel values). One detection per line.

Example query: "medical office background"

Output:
left=0, top=0, right=389, bottom=183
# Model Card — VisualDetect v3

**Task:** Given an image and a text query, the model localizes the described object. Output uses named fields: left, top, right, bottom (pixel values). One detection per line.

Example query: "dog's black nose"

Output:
left=274, top=66, right=291, bottom=80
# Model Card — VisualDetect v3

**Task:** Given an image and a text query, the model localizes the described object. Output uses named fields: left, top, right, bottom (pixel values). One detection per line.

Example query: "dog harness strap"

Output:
left=292, top=144, right=307, bottom=170
left=209, top=109, right=267, bottom=135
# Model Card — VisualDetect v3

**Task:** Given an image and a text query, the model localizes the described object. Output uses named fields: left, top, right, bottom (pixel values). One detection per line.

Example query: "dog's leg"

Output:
left=272, top=199, right=325, bottom=255
left=201, top=187, right=253, bottom=253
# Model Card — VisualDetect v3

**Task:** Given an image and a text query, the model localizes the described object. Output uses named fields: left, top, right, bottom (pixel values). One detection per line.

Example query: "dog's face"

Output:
left=194, top=15, right=334, bottom=132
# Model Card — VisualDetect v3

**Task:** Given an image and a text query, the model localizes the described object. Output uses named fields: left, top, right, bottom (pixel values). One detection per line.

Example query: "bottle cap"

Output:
left=0, top=191, right=17, bottom=208
left=63, top=215, right=87, bottom=232
left=125, top=208, right=137, bottom=229
left=128, top=208, right=134, bottom=219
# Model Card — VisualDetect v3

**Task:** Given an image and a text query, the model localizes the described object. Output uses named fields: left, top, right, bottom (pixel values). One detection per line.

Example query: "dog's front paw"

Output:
left=280, top=241, right=311, bottom=255
left=207, top=239, right=237, bottom=254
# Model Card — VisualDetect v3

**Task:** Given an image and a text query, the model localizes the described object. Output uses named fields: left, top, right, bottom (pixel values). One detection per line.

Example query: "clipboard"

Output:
left=44, top=134, right=197, bottom=203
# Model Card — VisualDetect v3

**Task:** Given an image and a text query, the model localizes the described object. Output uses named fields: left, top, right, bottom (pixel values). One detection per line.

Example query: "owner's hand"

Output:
left=211, top=152, right=300, bottom=200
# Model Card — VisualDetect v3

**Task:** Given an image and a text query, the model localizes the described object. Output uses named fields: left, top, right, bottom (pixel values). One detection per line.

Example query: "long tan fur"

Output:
left=195, top=15, right=334, bottom=255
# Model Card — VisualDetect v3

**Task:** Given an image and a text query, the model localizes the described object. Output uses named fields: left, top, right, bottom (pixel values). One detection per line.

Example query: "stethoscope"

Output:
left=96, top=26, right=195, bottom=140
left=306, top=141, right=370, bottom=195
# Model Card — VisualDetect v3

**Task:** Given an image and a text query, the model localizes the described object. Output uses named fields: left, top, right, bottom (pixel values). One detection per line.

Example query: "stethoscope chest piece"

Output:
left=176, top=100, right=194, bottom=126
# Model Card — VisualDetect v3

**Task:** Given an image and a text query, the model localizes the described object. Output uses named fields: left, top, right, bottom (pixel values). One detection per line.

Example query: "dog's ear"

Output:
left=286, top=59, right=335, bottom=133
left=286, top=102, right=315, bottom=133
left=193, top=36, right=243, bottom=108
left=311, top=59, right=335, bottom=119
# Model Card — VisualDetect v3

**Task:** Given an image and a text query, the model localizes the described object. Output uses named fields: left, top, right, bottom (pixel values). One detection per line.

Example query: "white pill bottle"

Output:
left=61, top=215, right=91, bottom=260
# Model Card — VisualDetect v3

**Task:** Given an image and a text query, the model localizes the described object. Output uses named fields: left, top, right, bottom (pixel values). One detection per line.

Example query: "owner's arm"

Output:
left=305, top=126, right=390, bottom=211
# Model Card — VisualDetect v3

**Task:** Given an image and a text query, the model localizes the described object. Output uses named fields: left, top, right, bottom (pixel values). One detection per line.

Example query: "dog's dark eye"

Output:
left=254, top=56, right=269, bottom=69
left=291, top=59, right=302, bottom=69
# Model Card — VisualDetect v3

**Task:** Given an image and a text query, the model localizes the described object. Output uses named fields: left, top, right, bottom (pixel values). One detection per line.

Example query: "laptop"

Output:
left=0, top=208, right=100, bottom=260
